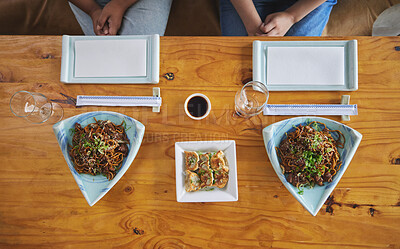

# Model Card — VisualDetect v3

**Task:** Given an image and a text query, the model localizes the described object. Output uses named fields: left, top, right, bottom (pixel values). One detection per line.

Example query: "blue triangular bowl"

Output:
left=53, top=111, right=145, bottom=206
left=262, top=117, right=362, bottom=216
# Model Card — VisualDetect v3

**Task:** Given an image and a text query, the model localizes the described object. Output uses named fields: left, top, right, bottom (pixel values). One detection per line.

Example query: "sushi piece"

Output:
left=184, top=151, right=199, bottom=171
left=185, top=170, right=201, bottom=192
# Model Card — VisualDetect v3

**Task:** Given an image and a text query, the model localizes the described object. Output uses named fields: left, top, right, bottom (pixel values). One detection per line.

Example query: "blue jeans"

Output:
left=69, top=0, right=172, bottom=36
left=219, top=0, right=337, bottom=36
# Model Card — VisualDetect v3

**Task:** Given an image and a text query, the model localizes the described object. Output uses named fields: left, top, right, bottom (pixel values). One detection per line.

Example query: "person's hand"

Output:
left=96, top=1, right=127, bottom=35
left=90, top=8, right=108, bottom=35
left=246, top=21, right=264, bottom=36
left=256, top=11, right=295, bottom=36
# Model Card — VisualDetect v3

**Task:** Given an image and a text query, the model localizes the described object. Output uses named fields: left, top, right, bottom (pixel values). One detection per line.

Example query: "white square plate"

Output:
left=175, top=140, right=238, bottom=202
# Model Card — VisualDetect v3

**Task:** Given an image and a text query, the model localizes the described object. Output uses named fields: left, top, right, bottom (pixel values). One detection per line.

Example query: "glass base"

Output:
left=46, top=102, right=64, bottom=124
left=234, top=107, right=259, bottom=119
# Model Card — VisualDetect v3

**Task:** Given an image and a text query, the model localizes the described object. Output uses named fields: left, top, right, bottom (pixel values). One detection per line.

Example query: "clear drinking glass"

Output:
left=235, top=81, right=269, bottom=118
left=10, top=91, right=64, bottom=124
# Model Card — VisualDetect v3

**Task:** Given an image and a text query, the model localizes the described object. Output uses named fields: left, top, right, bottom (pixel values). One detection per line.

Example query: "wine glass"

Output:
left=10, top=91, right=64, bottom=124
left=235, top=81, right=269, bottom=118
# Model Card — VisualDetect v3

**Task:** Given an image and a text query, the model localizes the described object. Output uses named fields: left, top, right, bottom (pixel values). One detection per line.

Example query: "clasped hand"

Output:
left=90, top=1, right=126, bottom=35
left=254, top=11, right=295, bottom=36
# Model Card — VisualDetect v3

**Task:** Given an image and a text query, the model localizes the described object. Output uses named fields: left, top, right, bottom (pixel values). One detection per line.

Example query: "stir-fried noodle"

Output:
left=276, top=121, right=345, bottom=192
left=69, top=119, right=129, bottom=180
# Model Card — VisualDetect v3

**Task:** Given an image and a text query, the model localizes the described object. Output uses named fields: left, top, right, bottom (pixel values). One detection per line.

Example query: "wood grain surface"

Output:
left=0, top=36, right=399, bottom=248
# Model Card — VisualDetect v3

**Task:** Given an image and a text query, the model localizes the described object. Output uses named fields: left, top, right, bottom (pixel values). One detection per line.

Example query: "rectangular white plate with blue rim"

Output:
left=60, top=34, right=159, bottom=84
left=253, top=40, right=358, bottom=91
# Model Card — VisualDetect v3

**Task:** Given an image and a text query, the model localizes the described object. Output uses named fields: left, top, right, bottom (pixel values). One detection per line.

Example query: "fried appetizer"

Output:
left=198, top=168, right=213, bottom=188
left=184, top=150, right=229, bottom=191
left=185, top=170, right=201, bottom=192
left=198, top=153, right=211, bottom=170
left=210, top=150, right=229, bottom=172
left=184, top=151, right=199, bottom=171
left=213, top=170, right=229, bottom=188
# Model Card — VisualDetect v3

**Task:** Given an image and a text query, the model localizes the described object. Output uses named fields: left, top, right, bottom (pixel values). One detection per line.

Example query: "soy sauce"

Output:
left=187, top=96, right=208, bottom=117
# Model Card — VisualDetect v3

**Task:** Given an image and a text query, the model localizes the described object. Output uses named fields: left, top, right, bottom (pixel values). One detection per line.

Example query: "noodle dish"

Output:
left=53, top=111, right=145, bottom=206
left=262, top=117, right=362, bottom=216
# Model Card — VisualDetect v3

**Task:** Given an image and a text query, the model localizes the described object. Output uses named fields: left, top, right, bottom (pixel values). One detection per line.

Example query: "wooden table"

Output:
left=0, top=36, right=399, bottom=248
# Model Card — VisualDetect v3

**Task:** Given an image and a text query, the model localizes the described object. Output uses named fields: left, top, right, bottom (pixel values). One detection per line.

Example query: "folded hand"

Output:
left=95, top=1, right=126, bottom=35
left=256, top=11, right=295, bottom=36
left=90, top=8, right=107, bottom=36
